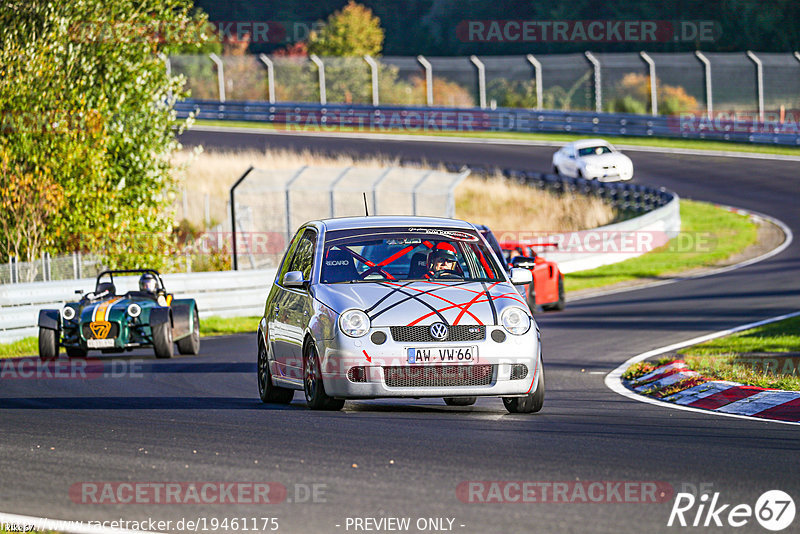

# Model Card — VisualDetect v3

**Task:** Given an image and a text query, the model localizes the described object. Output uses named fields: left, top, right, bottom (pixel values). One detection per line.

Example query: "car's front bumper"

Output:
left=319, top=327, right=541, bottom=399
left=585, top=168, right=633, bottom=182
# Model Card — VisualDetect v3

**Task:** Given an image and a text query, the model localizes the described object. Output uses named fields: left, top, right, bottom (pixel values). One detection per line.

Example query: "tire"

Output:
left=176, top=308, right=201, bottom=355
left=152, top=320, right=173, bottom=359
left=577, top=169, right=583, bottom=178
left=526, top=284, right=537, bottom=312
left=66, top=346, right=88, bottom=358
left=553, top=165, right=560, bottom=175
left=543, top=275, right=566, bottom=311
left=303, top=343, right=344, bottom=411
left=503, top=363, right=545, bottom=414
left=444, top=397, right=477, bottom=406
left=38, top=328, right=58, bottom=360
left=258, top=338, right=294, bottom=404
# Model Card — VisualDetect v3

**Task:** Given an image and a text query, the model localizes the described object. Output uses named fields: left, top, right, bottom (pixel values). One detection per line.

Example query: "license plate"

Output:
left=407, top=346, right=477, bottom=364
left=87, top=338, right=115, bottom=349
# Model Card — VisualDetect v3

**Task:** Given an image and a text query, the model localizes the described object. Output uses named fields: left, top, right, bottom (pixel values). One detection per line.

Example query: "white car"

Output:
left=552, top=139, right=633, bottom=181
left=257, top=216, right=545, bottom=414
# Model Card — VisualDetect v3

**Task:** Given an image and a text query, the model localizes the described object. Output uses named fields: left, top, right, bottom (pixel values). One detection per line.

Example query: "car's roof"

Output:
left=317, top=216, right=476, bottom=232
left=571, top=138, right=613, bottom=149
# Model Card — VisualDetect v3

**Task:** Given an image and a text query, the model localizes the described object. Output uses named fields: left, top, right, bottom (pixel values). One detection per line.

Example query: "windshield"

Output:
left=578, top=145, right=613, bottom=156
left=321, top=227, right=504, bottom=283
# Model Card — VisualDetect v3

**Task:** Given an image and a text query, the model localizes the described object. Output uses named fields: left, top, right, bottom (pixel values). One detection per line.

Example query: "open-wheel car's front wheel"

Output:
left=303, top=343, right=344, bottom=411
left=152, top=320, right=173, bottom=359
left=38, top=328, right=58, bottom=360
left=177, top=308, right=201, bottom=355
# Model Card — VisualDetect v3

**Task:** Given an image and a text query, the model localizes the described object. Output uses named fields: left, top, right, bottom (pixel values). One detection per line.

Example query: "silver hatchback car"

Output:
left=257, top=216, right=545, bottom=413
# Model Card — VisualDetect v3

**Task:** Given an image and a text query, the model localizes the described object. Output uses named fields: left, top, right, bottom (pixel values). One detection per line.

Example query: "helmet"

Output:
left=139, top=273, right=158, bottom=293
left=427, top=248, right=458, bottom=270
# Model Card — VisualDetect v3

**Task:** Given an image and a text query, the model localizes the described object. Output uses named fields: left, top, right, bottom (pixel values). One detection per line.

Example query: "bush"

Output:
left=0, top=0, right=207, bottom=270
left=611, top=73, right=699, bottom=116
left=606, top=95, right=648, bottom=115
left=487, top=79, right=538, bottom=109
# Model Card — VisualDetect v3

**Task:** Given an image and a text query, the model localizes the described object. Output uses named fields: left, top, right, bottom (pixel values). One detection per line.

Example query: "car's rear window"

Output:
left=321, top=227, right=503, bottom=284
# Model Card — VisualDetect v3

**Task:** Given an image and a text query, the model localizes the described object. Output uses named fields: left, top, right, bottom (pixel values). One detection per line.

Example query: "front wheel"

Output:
left=444, top=397, right=476, bottom=406
left=503, top=364, right=544, bottom=414
left=303, top=343, right=344, bottom=411
left=176, top=308, right=200, bottom=355
left=38, top=328, right=58, bottom=360
left=258, top=339, right=294, bottom=404
left=152, top=320, right=173, bottom=359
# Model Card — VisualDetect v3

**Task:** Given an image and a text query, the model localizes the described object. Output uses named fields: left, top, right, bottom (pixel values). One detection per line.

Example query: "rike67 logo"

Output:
left=668, top=490, right=795, bottom=531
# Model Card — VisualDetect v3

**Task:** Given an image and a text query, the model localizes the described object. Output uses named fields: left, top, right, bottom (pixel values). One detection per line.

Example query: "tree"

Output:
left=307, top=1, right=384, bottom=57
left=0, top=0, right=209, bottom=269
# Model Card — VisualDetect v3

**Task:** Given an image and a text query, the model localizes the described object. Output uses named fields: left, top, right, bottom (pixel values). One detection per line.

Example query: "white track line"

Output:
left=604, top=310, right=800, bottom=427
left=0, top=511, right=160, bottom=534
left=190, top=124, right=800, bottom=162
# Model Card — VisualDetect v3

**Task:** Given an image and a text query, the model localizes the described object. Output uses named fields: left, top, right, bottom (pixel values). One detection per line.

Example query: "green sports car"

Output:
left=37, top=269, right=200, bottom=360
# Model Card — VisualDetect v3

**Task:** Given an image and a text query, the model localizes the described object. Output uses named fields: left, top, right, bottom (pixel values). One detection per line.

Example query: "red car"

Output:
left=474, top=225, right=565, bottom=312
left=499, top=240, right=565, bottom=311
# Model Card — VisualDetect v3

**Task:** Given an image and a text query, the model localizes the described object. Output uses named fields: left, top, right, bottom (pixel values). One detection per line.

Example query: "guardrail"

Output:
left=176, top=99, right=800, bottom=146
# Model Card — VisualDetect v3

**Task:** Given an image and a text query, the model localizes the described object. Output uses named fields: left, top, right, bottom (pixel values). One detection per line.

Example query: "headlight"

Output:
left=501, top=307, right=531, bottom=336
left=339, top=309, right=370, bottom=338
left=61, top=306, right=76, bottom=321
left=127, top=303, right=142, bottom=318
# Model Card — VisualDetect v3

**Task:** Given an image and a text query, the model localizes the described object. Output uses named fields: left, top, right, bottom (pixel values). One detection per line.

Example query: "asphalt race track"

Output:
left=1, top=128, right=799, bottom=533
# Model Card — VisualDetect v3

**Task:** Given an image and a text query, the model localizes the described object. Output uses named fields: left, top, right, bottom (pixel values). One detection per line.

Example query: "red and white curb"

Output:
left=628, top=360, right=800, bottom=423
left=606, top=310, right=800, bottom=426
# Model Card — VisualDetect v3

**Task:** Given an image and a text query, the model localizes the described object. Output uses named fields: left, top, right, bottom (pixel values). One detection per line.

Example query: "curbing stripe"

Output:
left=688, top=386, right=763, bottom=410
left=753, top=397, right=800, bottom=422
left=666, top=381, right=739, bottom=405
left=717, top=390, right=800, bottom=416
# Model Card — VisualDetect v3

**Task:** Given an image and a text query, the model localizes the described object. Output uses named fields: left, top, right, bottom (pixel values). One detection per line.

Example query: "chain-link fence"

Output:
left=230, top=165, right=470, bottom=270
left=169, top=52, right=800, bottom=117
left=0, top=253, right=107, bottom=284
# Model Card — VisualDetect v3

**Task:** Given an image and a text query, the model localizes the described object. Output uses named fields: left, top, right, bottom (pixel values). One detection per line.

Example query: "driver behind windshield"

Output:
left=426, top=247, right=462, bottom=279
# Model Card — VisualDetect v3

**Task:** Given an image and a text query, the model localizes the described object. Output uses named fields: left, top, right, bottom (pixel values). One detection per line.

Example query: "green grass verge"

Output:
left=565, top=199, right=759, bottom=292
left=196, top=119, right=800, bottom=157
left=677, top=315, right=800, bottom=390
left=201, top=315, right=261, bottom=336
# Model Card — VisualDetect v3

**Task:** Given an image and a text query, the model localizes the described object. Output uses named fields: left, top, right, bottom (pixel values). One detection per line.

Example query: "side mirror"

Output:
left=511, top=256, right=537, bottom=269
left=75, top=289, right=84, bottom=295
left=510, top=268, right=533, bottom=286
left=283, top=270, right=307, bottom=288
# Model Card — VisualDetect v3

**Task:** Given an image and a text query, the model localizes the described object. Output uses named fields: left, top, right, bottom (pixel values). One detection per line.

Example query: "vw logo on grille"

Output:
left=429, top=322, right=449, bottom=341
